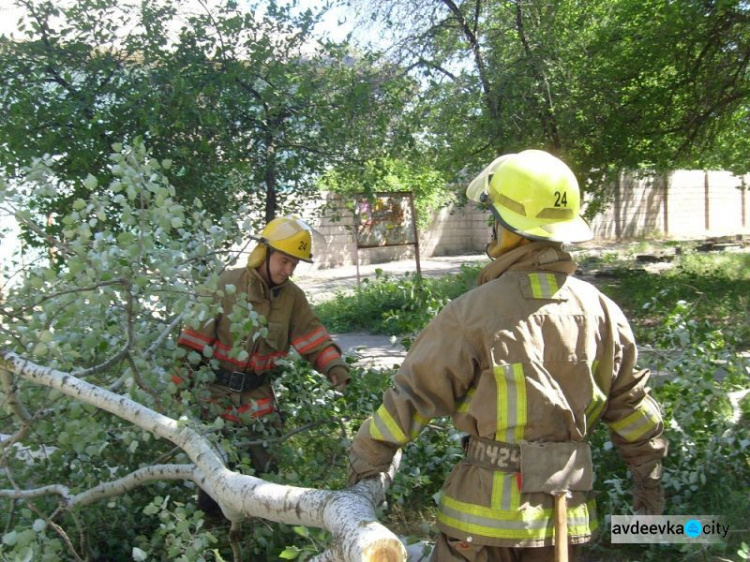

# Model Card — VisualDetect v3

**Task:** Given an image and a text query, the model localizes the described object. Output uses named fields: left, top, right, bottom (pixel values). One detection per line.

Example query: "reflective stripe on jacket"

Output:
left=176, top=266, right=346, bottom=420
left=350, top=242, right=666, bottom=547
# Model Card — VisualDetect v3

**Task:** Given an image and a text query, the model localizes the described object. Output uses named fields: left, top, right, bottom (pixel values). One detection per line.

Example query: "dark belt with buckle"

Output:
left=464, top=435, right=521, bottom=472
left=213, top=368, right=268, bottom=393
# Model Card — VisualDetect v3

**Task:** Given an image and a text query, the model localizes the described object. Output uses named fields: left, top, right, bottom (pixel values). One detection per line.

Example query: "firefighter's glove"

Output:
left=630, top=461, right=665, bottom=516
left=328, top=365, right=351, bottom=390
left=347, top=419, right=399, bottom=487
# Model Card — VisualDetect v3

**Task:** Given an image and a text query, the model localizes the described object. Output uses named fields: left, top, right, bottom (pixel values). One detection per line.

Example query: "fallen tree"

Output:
left=0, top=351, right=406, bottom=562
left=0, top=141, right=418, bottom=561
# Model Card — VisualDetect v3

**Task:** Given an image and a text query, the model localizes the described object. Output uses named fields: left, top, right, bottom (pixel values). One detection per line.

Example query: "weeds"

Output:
left=597, top=247, right=750, bottom=348
left=314, top=264, right=482, bottom=348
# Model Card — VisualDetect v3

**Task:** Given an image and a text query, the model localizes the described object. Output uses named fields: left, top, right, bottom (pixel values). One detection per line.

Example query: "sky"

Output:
left=0, top=3, right=24, bottom=39
left=0, top=0, right=357, bottom=41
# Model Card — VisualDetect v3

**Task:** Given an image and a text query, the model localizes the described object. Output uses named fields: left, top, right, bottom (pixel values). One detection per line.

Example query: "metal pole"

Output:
left=408, top=192, right=422, bottom=278
left=704, top=170, right=710, bottom=232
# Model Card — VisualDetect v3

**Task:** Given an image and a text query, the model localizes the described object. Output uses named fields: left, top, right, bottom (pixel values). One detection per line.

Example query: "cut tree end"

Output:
left=361, top=538, right=407, bottom=562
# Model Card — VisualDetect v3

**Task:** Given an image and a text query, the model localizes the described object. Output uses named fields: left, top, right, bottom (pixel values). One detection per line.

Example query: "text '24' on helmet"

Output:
left=259, top=215, right=314, bottom=263
left=466, top=149, right=593, bottom=244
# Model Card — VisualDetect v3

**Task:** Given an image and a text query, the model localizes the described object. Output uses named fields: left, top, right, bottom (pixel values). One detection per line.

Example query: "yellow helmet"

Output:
left=467, top=150, right=593, bottom=243
left=248, top=215, right=313, bottom=267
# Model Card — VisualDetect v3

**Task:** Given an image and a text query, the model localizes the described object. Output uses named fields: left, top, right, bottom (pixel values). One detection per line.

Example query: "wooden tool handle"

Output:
left=554, top=492, right=568, bottom=562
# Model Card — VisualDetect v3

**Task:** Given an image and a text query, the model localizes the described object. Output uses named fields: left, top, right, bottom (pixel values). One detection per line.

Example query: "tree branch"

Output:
left=0, top=367, right=33, bottom=452
left=439, top=0, right=498, bottom=119
left=1, top=462, right=85, bottom=562
left=76, top=464, right=198, bottom=508
left=0, top=351, right=407, bottom=561
left=512, top=0, right=561, bottom=150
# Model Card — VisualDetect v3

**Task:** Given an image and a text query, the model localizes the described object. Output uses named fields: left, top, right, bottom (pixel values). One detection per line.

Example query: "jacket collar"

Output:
left=477, top=241, right=578, bottom=286
left=247, top=266, right=287, bottom=299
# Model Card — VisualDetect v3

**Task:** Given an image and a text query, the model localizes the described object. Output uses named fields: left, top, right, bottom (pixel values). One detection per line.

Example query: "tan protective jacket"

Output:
left=349, top=242, right=667, bottom=547
left=177, top=266, right=346, bottom=421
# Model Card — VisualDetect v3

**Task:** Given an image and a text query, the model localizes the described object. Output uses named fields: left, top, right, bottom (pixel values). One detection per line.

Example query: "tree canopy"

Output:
left=0, top=140, right=410, bottom=561
left=3, top=0, right=748, bottom=241
left=0, top=0, right=413, bottom=243
left=343, top=0, right=750, bottom=197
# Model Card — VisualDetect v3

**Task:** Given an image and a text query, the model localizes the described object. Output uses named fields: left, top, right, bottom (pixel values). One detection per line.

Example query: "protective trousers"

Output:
left=430, top=534, right=581, bottom=562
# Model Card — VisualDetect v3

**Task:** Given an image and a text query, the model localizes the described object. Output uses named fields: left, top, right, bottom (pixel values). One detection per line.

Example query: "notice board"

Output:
left=352, top=192, right=421, bottom=282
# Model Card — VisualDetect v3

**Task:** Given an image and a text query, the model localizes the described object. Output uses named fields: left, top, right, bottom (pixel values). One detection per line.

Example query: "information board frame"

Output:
left=352, top=191, right=421, bottom=284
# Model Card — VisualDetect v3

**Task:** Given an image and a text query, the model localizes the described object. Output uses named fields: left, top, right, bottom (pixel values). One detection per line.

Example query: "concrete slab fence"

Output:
left=303, top=169, right=750, bottom=271
left=593, top=170, right=750, bottom=240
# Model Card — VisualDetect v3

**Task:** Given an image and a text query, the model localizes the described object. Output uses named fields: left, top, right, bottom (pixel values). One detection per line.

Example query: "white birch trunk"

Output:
left=0, top=351, right=408, bottom=562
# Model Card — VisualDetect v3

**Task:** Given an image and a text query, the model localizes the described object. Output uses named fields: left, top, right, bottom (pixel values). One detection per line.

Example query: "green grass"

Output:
left=595, top=249, right=750, bottom=348
left=314, top=264, right=482, bottom=344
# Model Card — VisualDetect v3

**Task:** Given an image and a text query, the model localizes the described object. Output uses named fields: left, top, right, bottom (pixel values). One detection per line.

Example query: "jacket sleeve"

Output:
left=174, top=275, right=227, bottom=384
left=600, top=309, right=668, bottom=512
left=173, top=320, right=218, bottom=386
left=177, top=322, right=217, bottom=356
left=288, top=287, right=348, bottom=381
left=348, top=302, right=480, bottom=484
left=176, top=270, right=227, bottom=357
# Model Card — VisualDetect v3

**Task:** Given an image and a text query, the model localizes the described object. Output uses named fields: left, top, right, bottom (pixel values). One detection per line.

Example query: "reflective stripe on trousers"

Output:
left=437, top=492, right=597, bottom=542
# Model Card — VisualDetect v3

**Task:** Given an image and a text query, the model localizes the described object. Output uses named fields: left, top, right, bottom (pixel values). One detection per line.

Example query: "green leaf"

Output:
left=293, top=526, right=310, bottom=538
left=2, top=530, right=17, bottom=546
left=279, top=546, right=301, bottom=560
left=143, top=503, right=159, bottom=516
left=83, top=174, right=98, bottom=190
left=14, top=546, right=34, bottom=562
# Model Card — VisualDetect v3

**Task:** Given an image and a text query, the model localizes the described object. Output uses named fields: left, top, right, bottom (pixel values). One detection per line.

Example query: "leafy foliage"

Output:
left=589, top=301, right=749, bottom=561
left=319, top=157, right=456, bottom=230
left=343, top=0, right=750, bottom=197
left=1, top=140, right=446, bottom=560
left=588, top=248, right=750, bottom=562
left=1, top=140, right=245, bottom=560
left=314, top=264, right=481, bottom=347
left=0, top=0, right=411, bottom=243
left=594, top=247, right=750, bottom=348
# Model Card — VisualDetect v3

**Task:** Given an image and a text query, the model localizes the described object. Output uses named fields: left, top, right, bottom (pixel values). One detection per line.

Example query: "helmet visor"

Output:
left=466, top=154, right=515, bottom=203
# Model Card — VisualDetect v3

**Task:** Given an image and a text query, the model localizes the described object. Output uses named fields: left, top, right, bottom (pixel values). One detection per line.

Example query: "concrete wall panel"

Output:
left=303, top=169, right=750, bottom=271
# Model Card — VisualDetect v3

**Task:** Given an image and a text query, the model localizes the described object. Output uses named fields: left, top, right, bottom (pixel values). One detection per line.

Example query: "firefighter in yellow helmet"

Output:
left=348, top=150, right=667, bottom=560
left=247, top=214, right=314, bottom=278
left=175, top=215, right=350, bottom=518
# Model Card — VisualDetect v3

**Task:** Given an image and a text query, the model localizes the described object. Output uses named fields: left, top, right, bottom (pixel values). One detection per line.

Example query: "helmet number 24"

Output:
left=554, top=191, right=568, bottom=207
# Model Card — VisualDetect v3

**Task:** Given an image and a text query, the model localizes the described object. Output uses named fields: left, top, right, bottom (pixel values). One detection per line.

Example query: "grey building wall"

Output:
left=301, top=194, right=490, bottom=271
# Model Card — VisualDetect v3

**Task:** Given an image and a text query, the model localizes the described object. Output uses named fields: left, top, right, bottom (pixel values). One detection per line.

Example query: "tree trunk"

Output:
left=0, top=351, right=408, bottom=562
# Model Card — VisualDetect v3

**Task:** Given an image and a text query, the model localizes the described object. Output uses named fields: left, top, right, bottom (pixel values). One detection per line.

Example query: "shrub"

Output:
left=314, top=264, right=482, bottom=347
